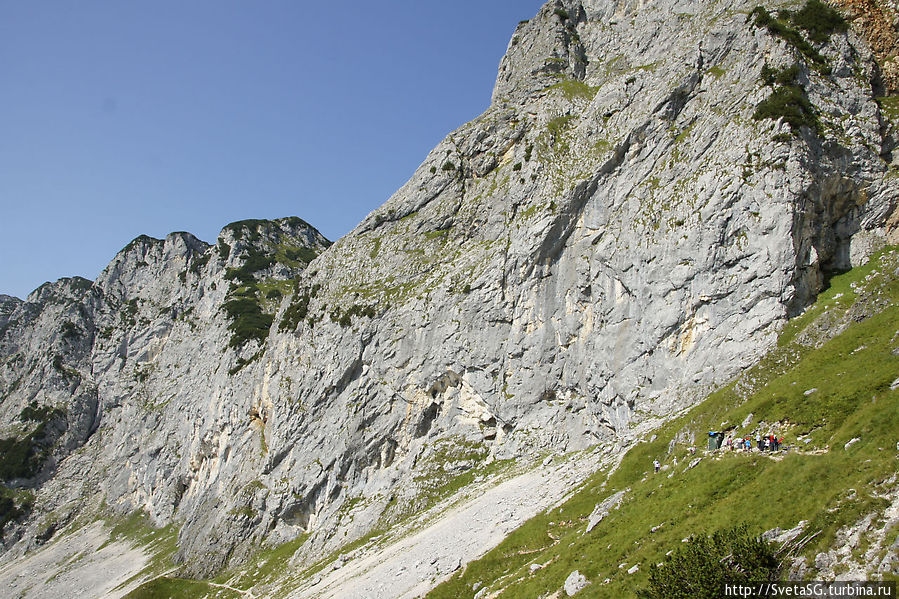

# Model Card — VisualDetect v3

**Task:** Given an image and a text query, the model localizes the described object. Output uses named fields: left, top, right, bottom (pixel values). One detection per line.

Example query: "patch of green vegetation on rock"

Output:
left=747, top=2, right=837, bottom=73
left=0, top=487, right=32, bottom=537
left=276, top=244, right=319, bottom=267
left=19, top=401, right=65, bottom=424
left=790, top=0, right=848, bottom=43
left=222, top=219, right=268, bottom=243
left=423, top=228, right=450, bottom=241
left=546, top=79, right=599, bottom=102
left=329, top=303, right=378, bottom=328
left=546, top=115, right=575, bottom=143
left=428, top=249, right=899, bottom=598
left=279, top=282, right=319, bottom=332
left=754, top=63, right=820, bottom=134
left=0, top=403, right=66, bottom=481
left=222, top=294, right=273, bottom=350
left=369, top=237, right=382, bottom=259
left=707, top=65, right=728, bottom=78
left=217, top=241, right=231, bottom=261
left=877, top=96, right=899, bottom=126
left=60, top=321, right=82, bottom=340
left=224, top=249, right=274, bottom=285
left=222, top=236, right=321, bottom=349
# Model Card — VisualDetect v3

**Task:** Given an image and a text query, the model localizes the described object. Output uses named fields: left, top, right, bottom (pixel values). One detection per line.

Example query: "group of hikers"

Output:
left=726, top=433, right=784, bottom=452
left=653, top=432, right=786, bottom=473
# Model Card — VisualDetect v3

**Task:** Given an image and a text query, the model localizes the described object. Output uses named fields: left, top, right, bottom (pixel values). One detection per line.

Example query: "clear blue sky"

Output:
left=0, top=0, right=544, bottom=299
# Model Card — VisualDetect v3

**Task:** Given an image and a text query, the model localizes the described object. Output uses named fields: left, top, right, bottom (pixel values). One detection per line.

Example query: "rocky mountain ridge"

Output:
left=0, top=0, right=897, bottom=595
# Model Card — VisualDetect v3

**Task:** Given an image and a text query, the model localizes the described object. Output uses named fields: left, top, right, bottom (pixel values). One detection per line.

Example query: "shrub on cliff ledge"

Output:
left=791, top=0, right=847, bottom=43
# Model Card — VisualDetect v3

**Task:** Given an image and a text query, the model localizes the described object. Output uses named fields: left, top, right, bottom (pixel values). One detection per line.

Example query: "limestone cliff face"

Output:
left=0, top=0, right=897, bottom=579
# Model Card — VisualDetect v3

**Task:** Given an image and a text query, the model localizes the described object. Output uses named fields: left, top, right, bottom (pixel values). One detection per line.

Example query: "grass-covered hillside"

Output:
left=428, top=248, right=899, bottom=598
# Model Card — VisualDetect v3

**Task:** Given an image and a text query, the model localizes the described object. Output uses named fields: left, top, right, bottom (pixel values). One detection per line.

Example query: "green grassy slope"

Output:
left=428, top=248, right=899, bottom=598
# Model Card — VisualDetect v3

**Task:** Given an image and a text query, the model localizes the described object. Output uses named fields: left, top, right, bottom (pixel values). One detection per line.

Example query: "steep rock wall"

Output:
left=0, top=0, right=896, bottom=579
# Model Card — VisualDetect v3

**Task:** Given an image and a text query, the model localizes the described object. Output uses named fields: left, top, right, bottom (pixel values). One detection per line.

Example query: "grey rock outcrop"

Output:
left=564, top=569, right=590, bottom=596
left=586, top=489, right=627, bottom=533
left=0, top=0, right=897, bottom=587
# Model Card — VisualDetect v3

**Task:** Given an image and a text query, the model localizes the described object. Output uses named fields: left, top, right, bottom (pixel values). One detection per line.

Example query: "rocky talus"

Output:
left=0, top=0, right=897, bottom=592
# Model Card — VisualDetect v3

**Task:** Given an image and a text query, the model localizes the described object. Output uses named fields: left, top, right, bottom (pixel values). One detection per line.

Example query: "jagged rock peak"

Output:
left=216, top=216, right=332, bottom=262
left=492, top=0, right=590, bottom=105
left=0, top=296, right=21, bottom=331
left=25, top=277, right=94, bottom=305
left=0, top=295, right=22, bottom=311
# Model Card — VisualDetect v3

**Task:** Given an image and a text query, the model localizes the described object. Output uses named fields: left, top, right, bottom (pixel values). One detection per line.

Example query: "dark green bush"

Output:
left=0, top=495, right=29, bottom=536
left=217, top=241, right=231, bottom=261
left=328, top=303, right=377, bottom=328
left=754, top=83, right=819, bottom=132
left=265, top=288, right=283, bottom=301
left=189, top=252, right=211, bottom=275
left=228, top=350, right=263, bottom=375
left=513, top=162, right=522, bottom=171
left=792, top=0, right=847, bottom=43
left=441, top=161, right=456, bottom=171
left=638, top=526, right=781, bottom=599
left=761, top=63, right=801, bottom=86
left=748, top=5, right=829, bottom=71
left=0, top=436, right=38, bottom=480
left=122, top=299, right=139, bottom=327
left=554, top=8, right=569, bottom=20
left=19, top=401, right=64, bottom=423
left=224, top=249, right=274, bottom=285
left=241, top=250, right=274, bottom=274
left=60, top=321, right=81, bottom=340
left=224, top=267, right=253, bottom=285
left=223, top=296, right=272, bottom=349
left=755, top=60, right=818, bottom=134
left=284, top=247, right=318, bottom=264
left=0, top=413, right=63, bottom=482
left=279, top=282, right=311, bottom=332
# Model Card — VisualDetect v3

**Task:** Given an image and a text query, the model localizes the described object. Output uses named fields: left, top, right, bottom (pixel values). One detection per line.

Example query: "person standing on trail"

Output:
left=654, top=459, right=660, bottom=473
left=764, top=436, right=770, bottom=452
left=756, top=433, right=762, bottom=451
